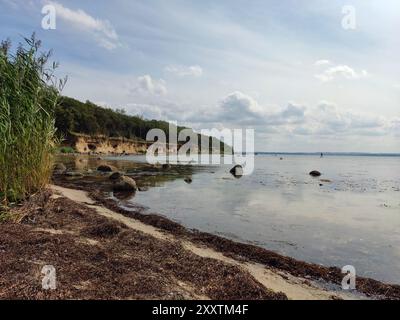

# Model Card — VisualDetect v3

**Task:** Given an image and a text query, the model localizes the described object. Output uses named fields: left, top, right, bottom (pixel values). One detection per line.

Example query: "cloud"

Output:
left=125, top=103, right=163, bottom=120
left=314, top=59, right=332, bottom=66
left=315, top=65, right=369, bottom=82
left=165, top=65, right=203, bottom=77
left=277, top=103, right=306, bottom=124
left=47, top=1, right=120, bottom=50
left=293, top=101, right=391, bottom=136
left=184, top=92, right=395, bottom=139
left=130, top=75, right=167, bottom=96
left=217, top=92, right=307, bottom=126
left=219, top=91, right=265, bottom=120
left=184, top=91, right=306, bottom=126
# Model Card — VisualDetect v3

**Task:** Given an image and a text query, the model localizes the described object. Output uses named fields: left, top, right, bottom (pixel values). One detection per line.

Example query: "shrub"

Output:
left=59, top=146, right=75, bottom=154
left=0, top=34, right=65, bottom=206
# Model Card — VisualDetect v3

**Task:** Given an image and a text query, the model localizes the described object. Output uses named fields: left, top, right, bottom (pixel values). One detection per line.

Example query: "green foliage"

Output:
left=56, top=97, right=184, bottom=141
left=58, top=146, right=75, bottom=154
left=56, top=97, right=232, bottom=153
left=0, top=34, right=63, bottom=206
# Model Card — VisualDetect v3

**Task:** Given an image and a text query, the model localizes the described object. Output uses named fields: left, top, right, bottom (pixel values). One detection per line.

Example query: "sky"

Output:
left=1, top=0, right=399, bottom=152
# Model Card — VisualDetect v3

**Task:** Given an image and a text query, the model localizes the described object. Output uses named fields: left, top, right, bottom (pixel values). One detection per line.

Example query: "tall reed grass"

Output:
left=0, top=34, right=65, bottom=207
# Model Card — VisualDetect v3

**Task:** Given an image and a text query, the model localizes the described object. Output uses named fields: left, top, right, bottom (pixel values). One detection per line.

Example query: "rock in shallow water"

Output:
left=184, top=176, right=193, bottom=184
left=109, top=172, right=123, bottom=180
left=113, top=176, right=138, bottom=192
left=53, top=163, right=67, bottom=175
left=309, top=170, right=322, bottom=177
left=230, top=165, right=244, bottom=177
left=97, top=165, right=117, bottom=172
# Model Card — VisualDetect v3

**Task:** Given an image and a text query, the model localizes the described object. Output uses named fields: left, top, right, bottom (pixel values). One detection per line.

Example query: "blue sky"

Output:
left=1, top=0, right=399, bottom=152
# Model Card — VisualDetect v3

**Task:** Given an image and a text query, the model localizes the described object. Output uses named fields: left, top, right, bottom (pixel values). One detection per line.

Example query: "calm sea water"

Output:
left=108, top=154, right=400, bottom=284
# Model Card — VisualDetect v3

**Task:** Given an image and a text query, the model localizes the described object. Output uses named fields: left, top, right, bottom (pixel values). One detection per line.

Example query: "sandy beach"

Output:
left=2, top=167, right=400, bottom=300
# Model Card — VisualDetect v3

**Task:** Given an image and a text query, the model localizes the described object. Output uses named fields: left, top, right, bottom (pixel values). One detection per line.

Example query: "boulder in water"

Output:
left=53, top=163, right=67, bottom=174
left=109, top=172, right=123, bottom=180
left=97, top=164, right=117, bottom=172
left=309, top=170, right=322, bottom=177
left=230, top=165, right=244, bottom=177
left=184, top=176, right=193, bottom=184
left=113, top=176, right=138, bottom=192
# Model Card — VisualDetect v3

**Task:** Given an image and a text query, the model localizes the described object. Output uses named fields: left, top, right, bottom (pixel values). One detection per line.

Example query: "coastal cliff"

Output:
left=64, top=133, right=149, bottom=155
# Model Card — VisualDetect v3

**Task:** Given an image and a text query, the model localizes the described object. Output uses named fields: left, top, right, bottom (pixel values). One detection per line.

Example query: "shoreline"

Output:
left=86, top=187, right=400, bottom=300
left=48, top=156, right=400, bottom=299
left=1, top=187, right=280, bottom=300
left=52, top=175, right=400, bottom=299
left=2, top=163, right=399, bottom=299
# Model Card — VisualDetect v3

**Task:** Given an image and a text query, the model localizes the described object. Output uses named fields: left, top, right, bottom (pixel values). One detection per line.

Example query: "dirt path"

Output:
left=50, top=185, right=363, bottom=300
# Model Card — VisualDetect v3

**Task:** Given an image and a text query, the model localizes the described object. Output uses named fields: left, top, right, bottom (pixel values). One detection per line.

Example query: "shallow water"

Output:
left=62, top=154, right=400, bottom=284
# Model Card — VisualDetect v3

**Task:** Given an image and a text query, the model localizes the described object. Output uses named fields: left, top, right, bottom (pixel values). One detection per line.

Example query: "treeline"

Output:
left=55, top=97, right=231, bottom=152
left=56, top=97, right=180, bottom=141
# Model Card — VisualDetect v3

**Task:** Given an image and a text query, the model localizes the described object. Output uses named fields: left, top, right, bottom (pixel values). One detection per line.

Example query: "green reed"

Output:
left=0, top=34, right=65, bottom=207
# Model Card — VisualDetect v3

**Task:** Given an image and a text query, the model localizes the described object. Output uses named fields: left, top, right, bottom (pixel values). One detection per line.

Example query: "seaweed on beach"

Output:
left=83, top=186, right=400, bottom=300
left=0, top=190, right=286, bottom=300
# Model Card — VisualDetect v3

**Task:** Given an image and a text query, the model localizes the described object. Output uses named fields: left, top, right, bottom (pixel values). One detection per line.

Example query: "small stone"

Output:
left=230, top=165, right=243, bottom=177
left=113, top=176, right=138, bottom=192
left=109, top=172, right=123, bottom=180
left=53, top=163, right=67, bottom=174
left=309, top=170, right=322, bottom=177
left=97, top=165, right=117, bottom=172
left=184, top=177, right=193, bottom=184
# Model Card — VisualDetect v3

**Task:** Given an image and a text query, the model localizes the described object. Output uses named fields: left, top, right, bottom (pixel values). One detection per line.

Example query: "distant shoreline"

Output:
left=253, top=152, right=400, bottom=157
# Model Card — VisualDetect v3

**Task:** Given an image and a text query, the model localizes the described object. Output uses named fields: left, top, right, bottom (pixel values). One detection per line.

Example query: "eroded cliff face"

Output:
left=66, top=134, right=148, bottom=155
left=63, top=133, right=227, bottom=155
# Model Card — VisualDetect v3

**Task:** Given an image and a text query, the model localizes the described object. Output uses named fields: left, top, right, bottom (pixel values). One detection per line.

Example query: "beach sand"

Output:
left=3, top=184, right=395, bottom=300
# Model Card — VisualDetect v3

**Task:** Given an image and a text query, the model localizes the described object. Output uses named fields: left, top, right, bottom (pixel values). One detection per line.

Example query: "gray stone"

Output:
left=184, top=176, right=193, bottom=184
left=230, top=165, right=244, bottom=177
left=53, top=163, right=67, bottom=174
left=113, top=176, right=138, bottom=192
left=309, top=170, right=322, bottom=177
left=97, top=164, right=117, bottom=172
left=109, top=172, right=123, bottom=180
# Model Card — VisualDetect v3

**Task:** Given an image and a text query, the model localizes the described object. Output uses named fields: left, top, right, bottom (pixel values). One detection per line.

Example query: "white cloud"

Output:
left=125, top=103, right=163, bottom=120
left=314, top=59, right=332, bottom=66
left=130, top=75, right=167, bottom=96
left=47, top=1, right=120, bottom=50
left=188, top=92, right=395, bottom=139
left=293, top=101, right=391, bottom=136
left=315, top=65, right=369, bottom=82
left=165, top=65, right=203, bottom=77
left=188, top=92, right=306, bottom=126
